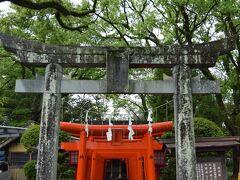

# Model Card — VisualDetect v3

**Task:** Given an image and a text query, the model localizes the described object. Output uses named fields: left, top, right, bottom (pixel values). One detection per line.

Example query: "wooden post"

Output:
left=146, top=133, right=156, bottom=180
left=173, top=64, right=196, bottom=180
left=90, top=152, right=97, bottom=180
left=137, top=153, right=144, bottom=180
left=238, top=155, right=240, bottom=180
left=36, top=63, right=63, bottom=180
left=77, top=131, right=87, bottom=180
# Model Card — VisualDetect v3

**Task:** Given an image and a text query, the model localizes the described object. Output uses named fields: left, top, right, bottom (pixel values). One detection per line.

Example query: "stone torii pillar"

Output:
left=173, top=64, right=196, bottom=179
left=36, top=63, right=63, bottom=180
left=0, top=32, right=237, bottom=180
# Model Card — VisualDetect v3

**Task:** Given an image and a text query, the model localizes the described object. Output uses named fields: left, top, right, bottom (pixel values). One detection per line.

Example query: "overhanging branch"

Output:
left=0, top=0, right=98, bottom=17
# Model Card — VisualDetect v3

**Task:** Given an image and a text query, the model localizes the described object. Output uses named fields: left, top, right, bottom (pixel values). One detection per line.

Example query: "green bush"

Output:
left=21, top=125, right=70, bottom=152
left=160, top=117, right=225, bottom=180
left=20, top=125, right=40, bottom=152
left=194, top=117, right=224, bottom=137
left=24, top=160, right=36, bottom=180
left=57, top=152, right=75, bottom=179
left=21, top=125, right=71, bottom=179
left=160, top=156, right=176, bottom=180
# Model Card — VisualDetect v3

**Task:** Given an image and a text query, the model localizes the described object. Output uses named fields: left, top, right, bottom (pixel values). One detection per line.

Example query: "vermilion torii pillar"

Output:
left=0, top=32, right=238, bottom=180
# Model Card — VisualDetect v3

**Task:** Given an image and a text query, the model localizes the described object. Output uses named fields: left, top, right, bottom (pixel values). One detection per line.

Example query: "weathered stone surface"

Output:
left=0, top=32, right=237, bottom=68
left=6, top=31, right=236, bottom=180
left=173, top=64, right=196, bottom=180
left=107, top=51, right=129, bottom=92
left=15, top=79, right=220, bottom=94
left=36, top=63, right=62, bottom=180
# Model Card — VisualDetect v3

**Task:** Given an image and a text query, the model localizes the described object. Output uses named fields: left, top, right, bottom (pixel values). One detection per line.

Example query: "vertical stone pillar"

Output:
left=173, top=64, right=196, bottom=180
left=36, top=63, right=63, bottom=180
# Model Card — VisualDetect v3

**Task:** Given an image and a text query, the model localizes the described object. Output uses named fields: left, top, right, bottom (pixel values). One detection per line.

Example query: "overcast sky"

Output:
left=0, top=2, right=10, bottom=11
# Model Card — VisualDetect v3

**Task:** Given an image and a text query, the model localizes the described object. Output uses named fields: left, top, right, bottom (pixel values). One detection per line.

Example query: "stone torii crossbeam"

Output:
left=0, top=32, right=238, bottom=180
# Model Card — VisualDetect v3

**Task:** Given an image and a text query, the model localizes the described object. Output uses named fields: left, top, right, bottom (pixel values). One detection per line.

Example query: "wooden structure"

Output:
left=159, top=136, right=240, bottom=180
left=60, top=121, right=173, bottom=180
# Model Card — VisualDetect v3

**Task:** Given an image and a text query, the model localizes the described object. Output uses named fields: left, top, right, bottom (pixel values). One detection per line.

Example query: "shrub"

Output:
left=194, top=117, right=224, bottom=137
left=160, top=117, right=224, bottom=180
left=21, top=125, right=70, bottom=152
left=24, top=160, right=36, bottom=180
left=20, top=125, right=40, bottom=152
left=21, top=125, right=71, bottom=179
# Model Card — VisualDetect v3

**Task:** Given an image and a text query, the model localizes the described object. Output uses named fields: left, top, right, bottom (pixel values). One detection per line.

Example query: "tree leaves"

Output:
left=0, top=0, right=240, bottom=134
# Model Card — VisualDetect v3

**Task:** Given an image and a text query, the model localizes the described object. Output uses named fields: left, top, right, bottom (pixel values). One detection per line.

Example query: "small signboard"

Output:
left=196, top=157, right=227, bottom=180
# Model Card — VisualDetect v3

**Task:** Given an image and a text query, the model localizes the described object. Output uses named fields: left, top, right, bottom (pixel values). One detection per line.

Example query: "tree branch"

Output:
left=1, top=0, right=98, bottom=17
left=95, top=9, right=130, bottom=46
left=192, top=1, right=218, bottom=31
left=55, top=12, right=88, bottom=33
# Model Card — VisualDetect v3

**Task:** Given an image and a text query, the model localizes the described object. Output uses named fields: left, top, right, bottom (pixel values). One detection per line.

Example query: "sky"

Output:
left=0, top=2, right=10, bottom=12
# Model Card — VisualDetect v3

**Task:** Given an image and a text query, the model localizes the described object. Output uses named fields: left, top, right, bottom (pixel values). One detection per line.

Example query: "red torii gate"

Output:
left=60, top=121, right=173, bottom=180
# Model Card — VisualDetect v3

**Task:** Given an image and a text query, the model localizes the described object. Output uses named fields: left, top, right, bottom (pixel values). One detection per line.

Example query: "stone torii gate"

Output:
left=0, top=32, right=237, bottom=180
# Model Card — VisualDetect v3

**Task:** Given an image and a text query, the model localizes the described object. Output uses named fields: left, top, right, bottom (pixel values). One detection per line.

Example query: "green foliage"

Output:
left=194, top=117, right=225, bottom=137
left=23, top=154, right=75, bottom=180
left=24, top=160, right=36, bottom=180
left=161, top=117, right=224, bottom=139
left=59, top=130, right=71, bottom=143
left=0, top=0, right=239, bottom=135
left=193, top=95, right=225, bottom=126
left=161, top=131, right=175, bottom=139
left=20, top=125, right=40, bottom=152
left=20, top=125, right=70, bottom=152
left=160, top=156, right=176, bottom=180
left=57, top=152, right=75, bottom=179
left=21, top=125, right=72, bottom=179
left=160, top=117, right=224, bottom=179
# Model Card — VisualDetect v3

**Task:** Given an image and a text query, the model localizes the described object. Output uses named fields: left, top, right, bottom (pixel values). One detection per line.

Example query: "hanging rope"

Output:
left=127, top=115, right=135, bottom=140
left=106, top=115, right=113, bottom=141
left=85, top=110, right=89, bottom=137
left=64, top=98, right=173, bottom=120
left=147, top=109, right=153, bottom=134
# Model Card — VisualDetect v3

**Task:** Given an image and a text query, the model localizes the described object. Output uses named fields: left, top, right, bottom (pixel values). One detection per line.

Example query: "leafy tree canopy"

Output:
left=0, top=0, right=239, bottom=135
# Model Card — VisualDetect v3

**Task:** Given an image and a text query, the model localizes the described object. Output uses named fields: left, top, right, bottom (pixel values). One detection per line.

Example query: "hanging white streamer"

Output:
left=106, top=115, right=113, bottom=141
left=85, top=110, right=89, bottom=137
left=147, top=109, right=153, bottom=133
left=127, top=116, right=135, bottom=140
